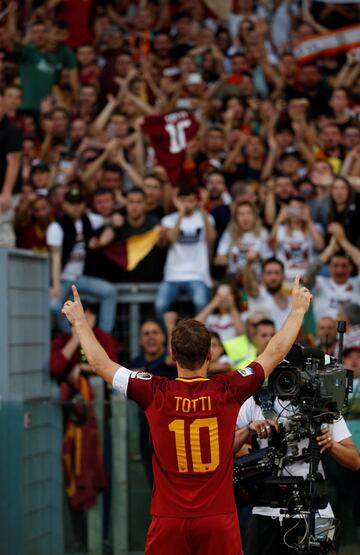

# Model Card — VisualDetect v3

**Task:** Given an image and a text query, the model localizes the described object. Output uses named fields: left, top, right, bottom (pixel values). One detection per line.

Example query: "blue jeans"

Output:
left=51, top=275, right=117, bottom=333
left=155, top=280, right=210, bottom=323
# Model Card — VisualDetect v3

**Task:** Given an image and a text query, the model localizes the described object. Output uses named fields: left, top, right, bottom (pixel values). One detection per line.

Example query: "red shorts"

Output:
left=145, top=513, right=242, bottom=555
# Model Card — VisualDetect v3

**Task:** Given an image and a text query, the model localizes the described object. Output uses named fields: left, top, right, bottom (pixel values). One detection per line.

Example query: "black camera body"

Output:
left=268, top=346, right=353, bottom=419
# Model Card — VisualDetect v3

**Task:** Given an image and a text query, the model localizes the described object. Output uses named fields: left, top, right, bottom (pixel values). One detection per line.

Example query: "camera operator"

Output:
left=236, top=382, right=359, bottom=555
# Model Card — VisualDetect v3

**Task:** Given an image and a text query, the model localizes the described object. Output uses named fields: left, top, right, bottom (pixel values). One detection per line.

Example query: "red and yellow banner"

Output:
left=294, top=24, right=360, bottom=64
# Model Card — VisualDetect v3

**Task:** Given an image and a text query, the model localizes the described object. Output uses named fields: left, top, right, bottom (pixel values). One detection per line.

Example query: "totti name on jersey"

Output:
left=174, top=395, right=212, bottom=413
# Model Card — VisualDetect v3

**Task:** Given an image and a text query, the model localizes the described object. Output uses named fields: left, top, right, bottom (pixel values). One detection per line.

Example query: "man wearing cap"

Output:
left=29, top=160, right=51, bottom=196
left=46, top=188, right=117, bottom=333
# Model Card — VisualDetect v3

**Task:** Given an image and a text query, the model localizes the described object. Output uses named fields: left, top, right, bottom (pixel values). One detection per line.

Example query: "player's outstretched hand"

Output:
left=61, top=285, right=85, bottom=326
left=291, top=274, right=312, bottom=315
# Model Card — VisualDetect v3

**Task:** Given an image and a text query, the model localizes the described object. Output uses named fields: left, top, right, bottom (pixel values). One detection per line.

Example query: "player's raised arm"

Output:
left=256, top=275, right=312, bottom=378
left=61, top=285, right=120, bottom=385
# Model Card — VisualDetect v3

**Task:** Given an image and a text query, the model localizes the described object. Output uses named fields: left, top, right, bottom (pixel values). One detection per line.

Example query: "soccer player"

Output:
left=61, top=276, right=312, bottom=555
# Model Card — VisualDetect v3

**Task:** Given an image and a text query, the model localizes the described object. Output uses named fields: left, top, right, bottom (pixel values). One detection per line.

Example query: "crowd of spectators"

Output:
left=1, top=0, right=360, bottom=549
left=0, top=1, right=359, bottom=306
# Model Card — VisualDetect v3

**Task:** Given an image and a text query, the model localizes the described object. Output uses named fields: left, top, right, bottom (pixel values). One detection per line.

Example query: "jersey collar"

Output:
left=176, top=377, right=210, bottom=382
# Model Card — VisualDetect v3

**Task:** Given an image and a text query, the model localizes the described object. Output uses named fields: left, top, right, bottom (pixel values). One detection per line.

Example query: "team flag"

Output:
left=103, top=226, right=161, bottom=270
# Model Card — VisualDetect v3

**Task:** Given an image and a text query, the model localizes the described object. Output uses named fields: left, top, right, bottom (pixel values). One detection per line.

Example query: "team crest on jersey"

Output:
left=130, top=371, right=153, bottom=380
left=238, top=367, right=254, bottom=377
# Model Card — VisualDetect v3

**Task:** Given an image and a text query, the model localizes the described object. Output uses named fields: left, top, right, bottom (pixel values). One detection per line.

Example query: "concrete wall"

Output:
left=0, top=249, right=64, bottom=555
left=0, top=249, right=51, bottom=400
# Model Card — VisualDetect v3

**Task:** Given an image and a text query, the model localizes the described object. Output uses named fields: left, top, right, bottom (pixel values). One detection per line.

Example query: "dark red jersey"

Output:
left=114, top=362, right=264, bottom=518
left=141, top=111, right=199, bottom=186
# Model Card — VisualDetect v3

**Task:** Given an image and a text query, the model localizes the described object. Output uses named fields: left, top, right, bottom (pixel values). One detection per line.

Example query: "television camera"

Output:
left=234, top=322, right=353, bottom=554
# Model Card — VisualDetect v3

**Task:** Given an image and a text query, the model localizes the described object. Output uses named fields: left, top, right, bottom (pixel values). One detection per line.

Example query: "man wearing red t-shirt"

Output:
left=61, top=277, right=312, bottom=555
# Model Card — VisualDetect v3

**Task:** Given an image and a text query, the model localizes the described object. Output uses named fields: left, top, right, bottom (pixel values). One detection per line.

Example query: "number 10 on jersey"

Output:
left=169, top=417, right=220, bottom=473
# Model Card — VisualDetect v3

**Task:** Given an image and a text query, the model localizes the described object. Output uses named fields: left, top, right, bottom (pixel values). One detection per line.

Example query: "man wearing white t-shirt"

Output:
left=47, top=188, right=117, bottom=333
left=155, top=184, right=216, bottom=323
left=244, top=255, right=291, bottom=330
left=303, top=224, right=360, bottom=322
left=236, top=394, right=359, bottom=555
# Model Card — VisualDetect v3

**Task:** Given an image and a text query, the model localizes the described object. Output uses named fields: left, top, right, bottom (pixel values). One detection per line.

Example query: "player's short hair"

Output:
left=171, top=319, right=211, bottom=370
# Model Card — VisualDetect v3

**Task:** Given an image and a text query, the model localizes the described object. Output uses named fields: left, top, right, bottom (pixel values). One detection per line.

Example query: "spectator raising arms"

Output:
left=304, top=224, right=360, bottom=322
left=155, top=183, right=216, bottom=323
left=214, top=200, right=272, bottom=285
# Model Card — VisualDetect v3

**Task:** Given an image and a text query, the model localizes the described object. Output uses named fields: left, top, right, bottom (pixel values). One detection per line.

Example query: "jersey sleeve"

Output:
left=112, top=366, right=160, bottom=410
left=46, top=222, right=64, bottom=247
left=161, top=212, right=177, bottom=229
left=224, top=361, right=265, bottom=405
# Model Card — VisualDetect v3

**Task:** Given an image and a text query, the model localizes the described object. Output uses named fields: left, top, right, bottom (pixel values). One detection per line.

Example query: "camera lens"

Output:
left=277, top=371, right=297, bottom=395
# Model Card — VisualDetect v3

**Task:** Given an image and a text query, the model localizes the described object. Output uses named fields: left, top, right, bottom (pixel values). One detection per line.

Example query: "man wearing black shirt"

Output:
left=0, top=89, right=22, bottom=247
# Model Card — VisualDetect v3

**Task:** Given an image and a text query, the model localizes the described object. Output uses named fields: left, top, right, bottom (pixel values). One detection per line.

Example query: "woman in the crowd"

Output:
left=208, top=332, right=233, bottom=375
left=214, top=200, right=272, bottom=285
left=269, top=195, right=325, bottom=280
left=326, top=176, right=360, bottom=246
left=329, top=87, right=355, bottom=130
